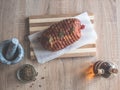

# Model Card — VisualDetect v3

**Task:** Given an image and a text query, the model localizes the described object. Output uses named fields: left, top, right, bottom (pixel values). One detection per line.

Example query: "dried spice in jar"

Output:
left=17, top=64, right=38, bottom=83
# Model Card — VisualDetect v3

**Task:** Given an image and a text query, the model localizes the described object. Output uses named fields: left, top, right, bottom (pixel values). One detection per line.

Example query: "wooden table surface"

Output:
left=0, top=0, right=120, bottom=90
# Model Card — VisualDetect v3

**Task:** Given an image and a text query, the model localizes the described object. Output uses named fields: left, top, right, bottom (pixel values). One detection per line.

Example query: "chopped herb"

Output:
left=41, top=77, right=45, bottom=79
left=70, top=26, right=74, bottom=33
left=48, top=37, right=53, bottom=43
left=39, top=85, right=42, bottom=87
left=58, top=31, right=64, bottom=38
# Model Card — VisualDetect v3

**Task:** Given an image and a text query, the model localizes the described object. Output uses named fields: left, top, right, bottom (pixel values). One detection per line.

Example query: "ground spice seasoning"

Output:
left=17, top=64, right=38, bottom=83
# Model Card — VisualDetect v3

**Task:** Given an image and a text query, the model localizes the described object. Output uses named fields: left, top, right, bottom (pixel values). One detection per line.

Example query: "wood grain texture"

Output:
left=0, top=0, right=120, bottom=90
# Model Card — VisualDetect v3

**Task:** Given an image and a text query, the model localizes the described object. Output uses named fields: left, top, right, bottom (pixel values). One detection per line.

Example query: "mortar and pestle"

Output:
left=0, top=38, right=24, bottom=65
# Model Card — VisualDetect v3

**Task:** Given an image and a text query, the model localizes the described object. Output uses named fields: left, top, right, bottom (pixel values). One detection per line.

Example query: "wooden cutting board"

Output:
left=29, top=13, right=96, bottom=60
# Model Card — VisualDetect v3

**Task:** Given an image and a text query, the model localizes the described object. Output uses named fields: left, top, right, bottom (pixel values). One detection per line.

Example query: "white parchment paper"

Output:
left=28, top=12, right=97, bottom=64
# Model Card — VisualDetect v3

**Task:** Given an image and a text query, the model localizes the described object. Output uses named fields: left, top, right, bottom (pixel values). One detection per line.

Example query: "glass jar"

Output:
left=93, top=61, right=118, bottom=78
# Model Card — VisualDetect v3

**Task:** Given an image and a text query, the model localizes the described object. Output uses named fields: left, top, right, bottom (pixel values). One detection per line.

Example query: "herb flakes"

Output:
left=58, top=31, right=64, bottom=38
